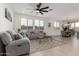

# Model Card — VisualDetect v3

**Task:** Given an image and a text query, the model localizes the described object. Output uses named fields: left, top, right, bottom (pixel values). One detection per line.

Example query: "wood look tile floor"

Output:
left=30, top=36, right=79, bottom=56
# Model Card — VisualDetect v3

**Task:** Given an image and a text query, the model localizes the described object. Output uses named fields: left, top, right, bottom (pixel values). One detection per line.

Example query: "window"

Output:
left=34, top=20, right=44, bottom=30
left=54, top=22, right=56, bottom=27
left=34, top=20, right=40, bottom=27
left=27, top=19, right=33, bottom=26
left=21, top=18, right=27, bottom=26
left=75, top=22, right=79, bottom=27
left=39, top=20, right=44, bottom=30
left=21, top=18, right=27, bottom=29
left=21, top=18, right=44, bottom=30
left=70, top=23, right=75, bottom=29
left=54, top=22, right=60, bottom=28
left=70, top=22, right=79, bottom=29
left=40, top=20, right=44, bottom=27
left=34, top=20, right=40, bottom=30
left=27, top=19, right=33, bottom=30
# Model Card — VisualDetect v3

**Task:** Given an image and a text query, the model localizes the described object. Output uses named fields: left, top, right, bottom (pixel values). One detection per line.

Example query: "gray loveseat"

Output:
left=0, top=31, right=30, bottom=56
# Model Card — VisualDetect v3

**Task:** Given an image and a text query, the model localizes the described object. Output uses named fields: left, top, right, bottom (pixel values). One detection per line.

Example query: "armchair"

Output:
left=0, top=31, right=30, bottom=56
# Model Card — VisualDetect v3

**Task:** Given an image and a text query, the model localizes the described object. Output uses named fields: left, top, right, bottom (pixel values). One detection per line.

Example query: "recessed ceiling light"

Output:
left=22, top=11, right=25, bottom=13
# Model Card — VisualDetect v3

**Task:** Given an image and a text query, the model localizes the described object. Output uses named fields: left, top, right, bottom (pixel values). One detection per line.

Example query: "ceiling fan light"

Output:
left=36, top=10, right=39, bottom=13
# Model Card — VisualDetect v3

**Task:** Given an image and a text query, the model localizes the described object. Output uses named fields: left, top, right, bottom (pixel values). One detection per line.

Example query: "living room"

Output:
left=1, top=3, right=79, bottom=56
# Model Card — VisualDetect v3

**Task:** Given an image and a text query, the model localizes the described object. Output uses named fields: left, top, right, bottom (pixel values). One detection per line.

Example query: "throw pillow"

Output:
left=13, top=33, right=23, bottom=40
left=20, top=32, right=27, bottom=37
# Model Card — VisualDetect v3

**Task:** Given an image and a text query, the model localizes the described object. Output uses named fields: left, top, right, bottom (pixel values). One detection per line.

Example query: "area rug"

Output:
left=30, top=36, right=71, bottom=53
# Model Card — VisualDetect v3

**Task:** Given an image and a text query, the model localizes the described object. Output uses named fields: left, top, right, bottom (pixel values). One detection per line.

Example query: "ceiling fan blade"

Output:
left=37, top=3, right=41, bottom=8
left=42, top=10, right=48, bottom=12
left=39, top=11, right=43, bottom=15
left=41, top=6, right=49, bottom=10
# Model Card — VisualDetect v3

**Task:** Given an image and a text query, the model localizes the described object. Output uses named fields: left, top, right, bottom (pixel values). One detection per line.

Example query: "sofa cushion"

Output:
left=6, top=31, right=15, bottom=41
left=0, top=32, right=12, bottom=45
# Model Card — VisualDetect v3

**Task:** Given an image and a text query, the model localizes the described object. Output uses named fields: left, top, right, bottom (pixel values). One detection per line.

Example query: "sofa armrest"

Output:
left=7, top=38, right=30, bottom=46
left=6, top=38, right=30, bottom=56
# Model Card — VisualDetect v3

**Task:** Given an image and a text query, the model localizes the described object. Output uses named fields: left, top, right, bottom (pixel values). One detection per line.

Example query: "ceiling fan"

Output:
left=28, top=3, right=53, bottom=15
left=35, top=3, right=53, bottom=15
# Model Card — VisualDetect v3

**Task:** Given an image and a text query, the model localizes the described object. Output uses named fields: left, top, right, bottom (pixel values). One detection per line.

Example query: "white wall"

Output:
left=0, top=3, right=14, bottom=32
left=44, top=19, right=63, bottom=36
left=13, top=13, right=64, bottom=36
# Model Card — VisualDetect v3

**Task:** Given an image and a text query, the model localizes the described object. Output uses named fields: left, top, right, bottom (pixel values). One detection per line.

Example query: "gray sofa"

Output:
left=25, top=30, right=46, bottom=39
left=0, top=31, right=30, bottom=56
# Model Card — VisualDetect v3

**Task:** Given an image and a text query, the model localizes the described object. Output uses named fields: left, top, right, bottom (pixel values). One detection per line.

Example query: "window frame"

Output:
left=21, top=18, right=44, bottom=30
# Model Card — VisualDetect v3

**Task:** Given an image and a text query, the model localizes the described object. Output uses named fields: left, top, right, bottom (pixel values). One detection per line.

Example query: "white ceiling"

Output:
left=8, top=3, right=79, bottom=20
